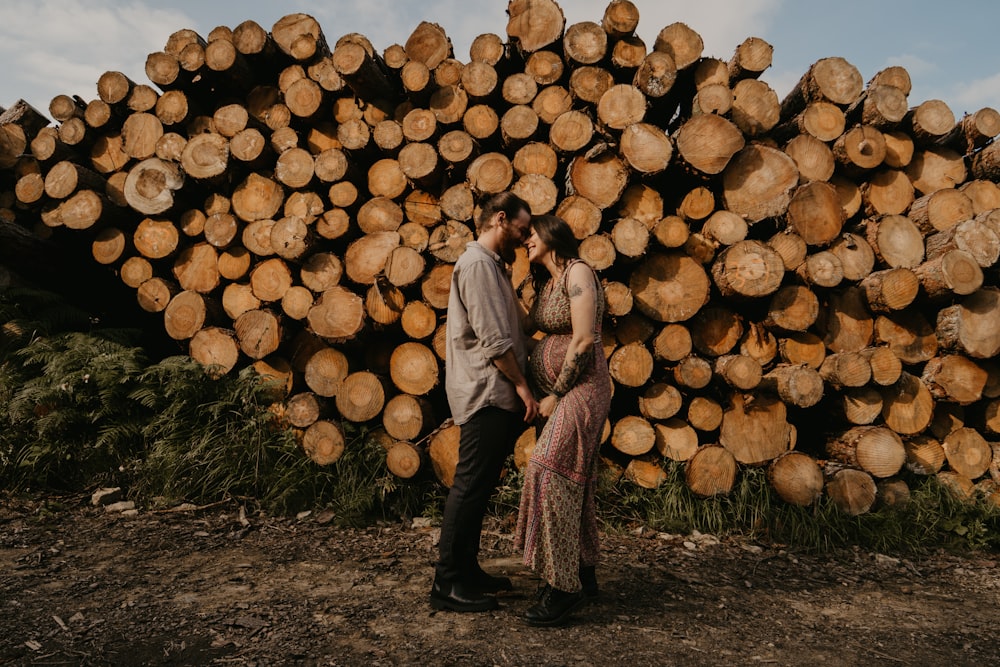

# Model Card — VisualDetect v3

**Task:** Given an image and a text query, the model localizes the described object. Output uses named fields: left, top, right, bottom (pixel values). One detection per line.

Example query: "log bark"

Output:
left=970, top=139, right=1000, bottom=181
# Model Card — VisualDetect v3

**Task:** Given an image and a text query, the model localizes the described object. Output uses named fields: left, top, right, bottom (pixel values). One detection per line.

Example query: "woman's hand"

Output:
left=539, top=394, right=559, bottom=418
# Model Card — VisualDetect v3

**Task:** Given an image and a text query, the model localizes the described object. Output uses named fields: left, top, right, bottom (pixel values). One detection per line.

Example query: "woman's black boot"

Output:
left=523, top=587, right=585, bottom=627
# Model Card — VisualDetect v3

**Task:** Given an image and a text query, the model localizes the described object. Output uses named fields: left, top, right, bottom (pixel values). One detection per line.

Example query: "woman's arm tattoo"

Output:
left=551, top=347, right=593, bottom=396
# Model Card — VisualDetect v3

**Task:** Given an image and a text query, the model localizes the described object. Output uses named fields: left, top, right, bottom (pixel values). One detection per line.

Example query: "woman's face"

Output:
left=524, top=227, right=550, bottom=264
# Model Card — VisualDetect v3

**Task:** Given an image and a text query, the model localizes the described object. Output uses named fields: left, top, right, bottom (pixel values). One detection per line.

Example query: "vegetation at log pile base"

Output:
left=599, top=463, right=1000, bottom=552
left=2, top=286, right=999, bottom=552
left=0, top=287, right=437, bottom=523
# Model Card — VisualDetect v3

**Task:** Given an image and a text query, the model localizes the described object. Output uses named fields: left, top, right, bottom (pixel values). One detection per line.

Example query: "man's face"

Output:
left=498, top=209, right=531, bottom=263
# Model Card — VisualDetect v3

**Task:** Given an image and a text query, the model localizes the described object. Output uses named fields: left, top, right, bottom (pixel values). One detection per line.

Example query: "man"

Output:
left=430, top=191, right=539, bottom=613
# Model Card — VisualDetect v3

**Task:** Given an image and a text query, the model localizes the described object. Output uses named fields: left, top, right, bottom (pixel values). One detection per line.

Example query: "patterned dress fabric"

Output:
left=515, top=259, right=611, bottom=592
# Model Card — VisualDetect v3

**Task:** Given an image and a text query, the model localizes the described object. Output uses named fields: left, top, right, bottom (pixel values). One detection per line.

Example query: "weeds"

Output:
left=597, top=462, right=1000, bottom=553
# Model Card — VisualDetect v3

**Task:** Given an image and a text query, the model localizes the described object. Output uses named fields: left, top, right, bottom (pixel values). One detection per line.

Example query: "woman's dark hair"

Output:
left=475, top=192, right=530, bottom=233
left=529, top=214, right=580, bottom=288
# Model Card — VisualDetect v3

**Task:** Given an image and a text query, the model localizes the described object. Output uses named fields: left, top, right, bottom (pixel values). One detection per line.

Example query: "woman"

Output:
left=514, top=214, right=611, bottom=627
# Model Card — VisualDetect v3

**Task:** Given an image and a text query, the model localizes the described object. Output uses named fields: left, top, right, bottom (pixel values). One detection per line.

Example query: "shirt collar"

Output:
left=468, top=241, right=503, bottom=265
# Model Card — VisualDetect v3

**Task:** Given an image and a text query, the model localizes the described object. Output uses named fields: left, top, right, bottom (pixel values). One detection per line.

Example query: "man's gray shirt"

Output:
left=445, top=242, right=527, bottom=425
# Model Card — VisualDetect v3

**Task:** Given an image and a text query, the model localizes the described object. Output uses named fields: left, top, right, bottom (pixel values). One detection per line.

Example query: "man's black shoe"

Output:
left=429, top=578, right=499, bottom=612
left=522, top=587, right=585, bottom=626
left=580, top=566, right=599, bottom=598
left=467, top=567, right=513, bottom=593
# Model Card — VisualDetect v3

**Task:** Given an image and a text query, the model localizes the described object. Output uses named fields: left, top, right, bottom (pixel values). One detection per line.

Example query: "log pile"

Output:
left=2, top=0, right=1000, bottom=513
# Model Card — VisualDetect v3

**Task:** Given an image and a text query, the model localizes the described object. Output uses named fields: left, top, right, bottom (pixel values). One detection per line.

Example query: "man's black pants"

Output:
left=435, top=405, right=521, bottom=583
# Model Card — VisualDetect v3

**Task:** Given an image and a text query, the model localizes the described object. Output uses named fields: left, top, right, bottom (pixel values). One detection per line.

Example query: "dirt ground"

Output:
left=1, top=497, right=999, bottom=667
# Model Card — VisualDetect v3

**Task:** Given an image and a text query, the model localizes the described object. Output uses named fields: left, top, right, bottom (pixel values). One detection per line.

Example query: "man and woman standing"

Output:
left=431, top=192, right=610, bottom=627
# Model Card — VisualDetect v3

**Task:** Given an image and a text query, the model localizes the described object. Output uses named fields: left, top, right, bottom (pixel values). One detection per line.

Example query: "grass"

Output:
left=597, top=461, right=1000, bottom=553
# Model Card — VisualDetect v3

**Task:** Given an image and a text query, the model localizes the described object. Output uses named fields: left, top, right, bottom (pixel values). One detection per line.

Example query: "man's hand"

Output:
left=538, top=394, right=558, bottom=418
left=516, top=383, right=539, bottom=423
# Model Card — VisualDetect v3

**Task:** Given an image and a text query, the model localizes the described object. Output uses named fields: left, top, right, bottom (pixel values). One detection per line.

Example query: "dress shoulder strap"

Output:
left=561, top=258, right=600, bottom=292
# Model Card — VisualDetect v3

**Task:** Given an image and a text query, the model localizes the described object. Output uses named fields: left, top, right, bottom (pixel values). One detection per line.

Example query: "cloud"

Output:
left=759, top=68, right=802, bottom=103
left=882, top=53, right=938, bottom=78
left=939, top=71, right=1000, bottom=116
left=0, top=0, right=190, bottom=110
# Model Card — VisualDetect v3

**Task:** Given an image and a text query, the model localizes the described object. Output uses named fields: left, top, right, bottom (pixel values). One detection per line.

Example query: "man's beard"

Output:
left=499, top=242, right=517, bottom=264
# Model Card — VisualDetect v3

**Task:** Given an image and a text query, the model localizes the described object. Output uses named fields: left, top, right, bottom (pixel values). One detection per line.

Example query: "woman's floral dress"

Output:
left=515, top=259, right=611, bottom=592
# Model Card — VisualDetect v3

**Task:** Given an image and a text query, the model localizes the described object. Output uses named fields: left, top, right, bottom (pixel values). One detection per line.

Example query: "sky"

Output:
left=0, top=0, right=998, bottom=122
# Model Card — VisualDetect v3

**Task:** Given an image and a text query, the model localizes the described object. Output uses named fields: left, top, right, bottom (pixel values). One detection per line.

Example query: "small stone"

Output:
left=91, top=487, right=123, bottom=506
left=104, top=500, right=135, bottom=513
left=875, top=553, right=900, bottom=567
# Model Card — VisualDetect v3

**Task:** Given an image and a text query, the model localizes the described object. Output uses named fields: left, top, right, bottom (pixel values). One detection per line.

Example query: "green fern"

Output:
left=0, top=323, right=149, bottom=490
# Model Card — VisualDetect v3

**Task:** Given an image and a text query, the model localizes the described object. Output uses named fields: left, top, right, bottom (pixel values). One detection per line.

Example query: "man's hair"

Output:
left=475, top=192, right=530, bottom=233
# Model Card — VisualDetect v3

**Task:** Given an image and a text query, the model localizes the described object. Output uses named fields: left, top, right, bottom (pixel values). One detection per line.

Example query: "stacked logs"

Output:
left=3, top=0, right=1000, bottom=515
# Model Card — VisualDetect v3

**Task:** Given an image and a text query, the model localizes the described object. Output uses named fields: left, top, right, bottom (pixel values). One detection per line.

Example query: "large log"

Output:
left=719, top=393, right=794, bottom=465
left=685, top=445, right=737, bottom=498
left=629, top=252, right=710, bottom=323
left=768, top=452, right=823, bottom=506
left=779, top=57, right=863, bottom=118
left=827, top=426, right=906, bottom=478
left=826, top=467, right=877, bottom=516
left=721, top=144, right=799, bottom=223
